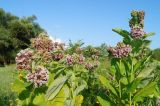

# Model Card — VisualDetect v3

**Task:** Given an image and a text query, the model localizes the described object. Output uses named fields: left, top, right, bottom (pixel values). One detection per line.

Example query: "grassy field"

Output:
left=0, top=64, right=17, bottom=106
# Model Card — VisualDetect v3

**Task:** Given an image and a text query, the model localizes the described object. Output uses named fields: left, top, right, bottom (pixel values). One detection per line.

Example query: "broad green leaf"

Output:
left=133, top=82, right=157, bottom=102
left=97, top=96, right=111, bottom=106
left=118, top=60, right=126, bottom=76
left=137, top=66, right=155, bottom=78
left=16, top=98, right=30, bottom=106
left=47, top=73, right=54, bottom=86
left=144, top=32, right=155, bottom=38
left=50, top=85, right=70, bottom=106
left=99, top=75, right=118, bottom=96
left=133, top=54, right=151, bottom=72
left=11, top=78, right=25, bottom=93
left=45, top=76, right=69, bottom=100
left=37, top=85, right=70, bottom=106
left=120, top=77, right=128, bottom=85
left=143, top=40, right=151, bottom=45
left=33, top=94, right=45, bottom=105
left=73, top=84, right=87, bottom=96
left=112, top=28, right=131, bottom=40
left=75, top=95, right=83, bottom=106
left=64, top=100, right=73, bottom=106
left=18, top=89, right=30, bottom=100
left=126, top=78, right=142, bottom=93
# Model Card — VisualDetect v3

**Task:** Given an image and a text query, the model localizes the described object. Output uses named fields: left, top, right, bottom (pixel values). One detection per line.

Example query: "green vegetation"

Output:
left=1, top=9, right=160, bottom=106
left=0, top=64, right=17, bottom=106
left=0, top=8, right=44, bottom=66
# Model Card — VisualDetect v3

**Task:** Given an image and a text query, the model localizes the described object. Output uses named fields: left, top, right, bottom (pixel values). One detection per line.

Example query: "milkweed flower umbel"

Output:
left=15, top=48, right=33, bottom=70
left=129, top=10, right=145, bottom=28
left=85, top=61, right=100, bottom=71
left=85, top=63, right=94, bottom=70
left=130, top=27, right=146, bottom=39
left=108, top=42, right=132, bottom=58
left=66, top=55, right=74, bottom=65
left=26, top=66, right=49, bottom=88
left=31, top=34, right=54, bottom=52
left=77, top=54, right=85, bottom=64
left=52, top=52, right=64, bottom=61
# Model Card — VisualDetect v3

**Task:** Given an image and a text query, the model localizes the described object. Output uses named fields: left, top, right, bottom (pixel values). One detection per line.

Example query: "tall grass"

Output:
left=0, top=64, right=17, bottom=106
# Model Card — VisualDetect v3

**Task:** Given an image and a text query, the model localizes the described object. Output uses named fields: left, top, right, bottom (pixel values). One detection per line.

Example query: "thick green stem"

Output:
left=129, top=93, right=132, bottom=106
left=129, top=57, right=134, bottom=106
left=130, top=57, right=134, bottom=83
left=28, top=88, right=35, bottom=105
left=119, top=80, right=121, bottom=98
left=134, top=102, right=136, bottom=106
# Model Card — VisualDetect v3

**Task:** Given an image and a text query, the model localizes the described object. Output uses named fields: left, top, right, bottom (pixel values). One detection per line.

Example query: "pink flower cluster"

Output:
left=130, top=27, right=146, bottom=39
left=66, top=55, right=74, bottom=65
left=129, top=11, right=145, bottom=28
left=15, top=48, right=33, bottom=71
left=85, top=61, right=100, bottom=70
left=77, top=54, right=85, bottom=64
left=85, top=63, right=94, bottom=70
left=26, top=66, right=49, bottom=88
left=31, top=35, right=54, bottom=52
left=66, top=54, right=85, bottom=65
left=52, top=52, right=64, bottom=61
left=108, top=42, right=132, bottom=58
left=33, top=51, right=52, bottom=62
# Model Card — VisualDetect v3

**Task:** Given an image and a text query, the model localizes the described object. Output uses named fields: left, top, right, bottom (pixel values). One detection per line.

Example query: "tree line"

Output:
left=0, top=8, right=44, bottom=66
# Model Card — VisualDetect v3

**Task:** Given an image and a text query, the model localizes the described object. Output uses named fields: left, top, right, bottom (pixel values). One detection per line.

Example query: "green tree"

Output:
left=0, top=8, right=44, bottom=65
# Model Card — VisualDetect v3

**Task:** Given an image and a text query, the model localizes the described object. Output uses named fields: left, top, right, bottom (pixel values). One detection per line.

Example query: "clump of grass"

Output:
left=0, top=64, right=17, bottom=106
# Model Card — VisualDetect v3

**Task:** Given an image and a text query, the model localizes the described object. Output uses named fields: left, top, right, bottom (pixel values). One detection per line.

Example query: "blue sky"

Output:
left=0, top=0, right=160, bottom=49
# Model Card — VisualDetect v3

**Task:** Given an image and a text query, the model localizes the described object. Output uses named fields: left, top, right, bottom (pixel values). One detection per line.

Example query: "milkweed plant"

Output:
left=12, top=32, right=100, bottom=106
left=11, top=10, right=160, bottom=106
left=97, top=10, right=160, bottom=106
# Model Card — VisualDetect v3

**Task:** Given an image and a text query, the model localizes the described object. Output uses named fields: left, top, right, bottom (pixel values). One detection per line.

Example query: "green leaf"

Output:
left=118, top=60, right=126, bottom=76
left=99, top=75, right=118, bottom=96
left=127, top=78, right=142, bottom=93
left=75, top=95, right=83, bottom=106
left=33, top=94, right=45, bottom=105
left=133, top=82, right=157, bottom=102
left=133, top=54, right=151, bottom=72
left=45, top=76, right=69, bottom=100
left=33, top=85, right=69, bottom=106
left=50, top=85, right=69, bottom=106
left=112, top=28, right=131, bottom=40
left=97, top=96, right=111, bottom=106
left=18, top=89, right=30, bottom=100
left=144, top=32, right=155, bottom=38
left=47, top=73, right=54, bottom=86
left=11, top=78, right=25, bottom=93
left=120, top=77, right=128, bottom=85
left=73, top=84, right=87, bottom=96
left=137, top=66, right=155, bottom=78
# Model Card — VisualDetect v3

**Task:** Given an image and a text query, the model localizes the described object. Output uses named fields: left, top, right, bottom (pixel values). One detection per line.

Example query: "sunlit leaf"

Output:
left=45, top=76, right=69, bottom=100
left=133, top=82, right=157, bottom=102
left=97, top=96, right=112, bottom=106
left=99, top=75, right=118, bottom=96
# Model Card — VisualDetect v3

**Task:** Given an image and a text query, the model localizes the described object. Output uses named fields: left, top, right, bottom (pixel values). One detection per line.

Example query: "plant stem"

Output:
left=130, top=57, right=134, bottom=83
left=119, top=80, right=121, bottom=98
left=134, top=102, right=136, bottom=106
left=129, top=93, right=132, bottom=106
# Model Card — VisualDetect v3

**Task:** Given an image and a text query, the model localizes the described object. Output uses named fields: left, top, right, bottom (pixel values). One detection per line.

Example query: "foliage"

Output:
left=10, top=10, right=160, bottom=106
left=0, top=64, right=17, bottom=106
left=11, top=33, right=101, bottom=106
left=0, top=8, right=44, bottom=65
left=97, top=10, right=159, bottom=106
left=152, top=48, right=160, bottom=61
